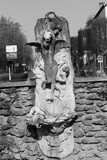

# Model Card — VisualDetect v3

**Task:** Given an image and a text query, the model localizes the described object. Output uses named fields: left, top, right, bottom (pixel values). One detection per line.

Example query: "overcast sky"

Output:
left=0, top=0, right=105, bottom=41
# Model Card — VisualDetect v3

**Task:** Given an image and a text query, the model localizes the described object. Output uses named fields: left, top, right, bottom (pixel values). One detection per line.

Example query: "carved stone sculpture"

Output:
left=26, top=12, right=77, bottom=159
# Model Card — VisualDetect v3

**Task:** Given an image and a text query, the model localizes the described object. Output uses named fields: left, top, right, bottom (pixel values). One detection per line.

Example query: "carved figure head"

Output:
left=42, top=30, right=55, bottom=49
left=43, top=31, right=53, bottom=43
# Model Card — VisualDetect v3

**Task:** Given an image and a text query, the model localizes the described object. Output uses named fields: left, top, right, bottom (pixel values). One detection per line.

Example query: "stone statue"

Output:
left=26, top=12, right=77, bottom=159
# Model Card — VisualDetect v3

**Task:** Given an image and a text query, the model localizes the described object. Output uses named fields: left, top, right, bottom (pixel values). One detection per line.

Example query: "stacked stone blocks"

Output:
left=0, top=79, right=107, bottom=160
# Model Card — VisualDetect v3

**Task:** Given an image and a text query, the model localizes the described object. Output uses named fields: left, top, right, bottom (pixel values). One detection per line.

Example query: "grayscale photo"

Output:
left=0, top=0, right=107, bottom=160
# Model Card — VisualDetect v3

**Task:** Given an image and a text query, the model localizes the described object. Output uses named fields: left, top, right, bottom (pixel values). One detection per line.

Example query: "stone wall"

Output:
left=0, top=78, right=107, bottom=160
left=0, top=81, right=39, bottom=160
left=73, top=77, right=107, bottom=160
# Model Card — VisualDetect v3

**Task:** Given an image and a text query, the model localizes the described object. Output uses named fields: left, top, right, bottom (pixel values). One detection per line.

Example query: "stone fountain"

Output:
left=26, top=11, right=77, bottom=159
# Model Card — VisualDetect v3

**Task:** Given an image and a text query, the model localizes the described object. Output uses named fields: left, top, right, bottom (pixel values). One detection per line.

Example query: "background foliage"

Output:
left=0, top=16, right=33, bottom=73
left=71, top=17, right=107, bottom=76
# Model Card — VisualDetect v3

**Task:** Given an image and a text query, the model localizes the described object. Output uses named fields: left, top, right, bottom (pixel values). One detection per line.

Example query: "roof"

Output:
left=94, top=3, right=107, bottom=19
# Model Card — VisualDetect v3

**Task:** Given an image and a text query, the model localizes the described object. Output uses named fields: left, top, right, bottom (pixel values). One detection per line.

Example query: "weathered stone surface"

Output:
left=11, top=107, right=28, bottom=116
left=14, top=153, right=21, bottom=159
left=74, top=128, right=84, bottom=138
left=20, top=150, right=30, bottom=159
left=84, top=126, right=102, bottom=133
left=23, top=136, right=36, bottom=143
left=0, top=102, right=11, bottom=109
left=81, top=144, right=96, bottom=151
left=82, top=115, right=93, bottom=126
left=85, top=105, right=98, bottom=114
left=95, top=113, right=107, bottom=120
left=1, top=123, right=12, bottom=130
left=16, top=87, right=29, bottom=92
left=2, top=88, right=15, bottom=94
left=96, top=101, right=105, bottom=107
left=0, top=109, right=11, bottom=116
left=75, top=138, right=83, bottom=144
left=82, top=137, right=101, bottom=144
left=85, top=100, right=94, bottom=105
left=85, top=132, right=95, bottom=137
left=75, top=88, right=86, bottom=94
left=26, top=93, right=35, bottom=100
left=0, top=136, right=13, bottom=152
left=72, top=81, right=107, bottom=159
left=11, top=121, right=26, bottom=138
left=13, top=101, right=22, bottom=108
left=1, top=153, right=13, bottom=160
left=87, top=93, right=100, bottom=100
left=103, top=125, right=107, bottom=131
left=27, top=45, right=76, bottom=158
left=90, top=125, right=103, bottom=131
left=75, top=105, right=85, bottom=112
left=73, top=144, right=81, bottom=155
left=87, top=83, right=98, bottom=89
left=74, top=83, right=86, bottom=88
left=1, top=77, right=107, bottom=159
left=97, top=142, right=107, bottom=152
left=0, top=92, right=8, bottom=101
left=100, top=105, right=107, bottom=112
left=92, top=118, right=105, bottom=125
left=76, top=99, right=86, bottom=105
left=0, top=116, right=7, bottom=124
left=95, top=131, right=107, bottom=138
left=75, top=94, right=86, bottom=99
left=7, top=116, right=19, bottom=126
left=0, top=86, right=39, bottom=160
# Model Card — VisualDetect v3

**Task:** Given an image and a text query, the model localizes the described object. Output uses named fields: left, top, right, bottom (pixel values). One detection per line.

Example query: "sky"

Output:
left=0, top=0, right=105, bottom=42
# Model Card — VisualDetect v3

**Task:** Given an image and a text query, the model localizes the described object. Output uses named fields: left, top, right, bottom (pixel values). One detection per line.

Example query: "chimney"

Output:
left=99, top=2, right=105, bottom=8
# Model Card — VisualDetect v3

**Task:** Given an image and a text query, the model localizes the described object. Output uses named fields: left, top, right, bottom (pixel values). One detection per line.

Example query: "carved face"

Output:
left=43, top=31, right=52, bottom=42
